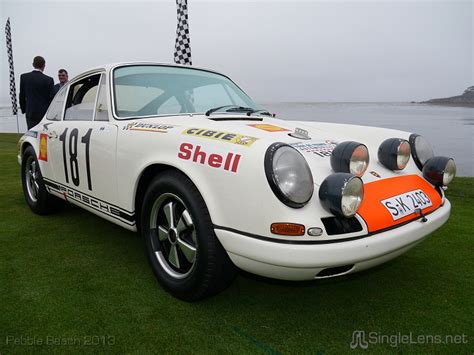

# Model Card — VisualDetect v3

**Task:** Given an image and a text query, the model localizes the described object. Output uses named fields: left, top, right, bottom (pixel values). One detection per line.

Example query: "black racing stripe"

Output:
left=214, top=206, right=442, bottom=245
left=43, top=177, right=134, bottom=214
left=44, top=179, right=135, bottom=225
left=213, top=225, right=368, bottom=245
left=118, top=210, right=135, bottom=223
left=44, top=180, right=60, bottom=191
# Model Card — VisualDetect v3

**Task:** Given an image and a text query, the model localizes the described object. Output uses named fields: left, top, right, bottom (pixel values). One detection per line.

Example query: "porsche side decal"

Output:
left=43, top=178, right=136, bottom=226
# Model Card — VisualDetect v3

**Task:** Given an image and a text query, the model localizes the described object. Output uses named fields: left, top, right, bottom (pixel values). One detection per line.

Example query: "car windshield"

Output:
left=113, top=65, right=260, bottom=118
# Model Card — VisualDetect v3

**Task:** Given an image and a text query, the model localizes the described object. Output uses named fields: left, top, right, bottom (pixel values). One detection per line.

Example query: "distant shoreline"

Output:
left=417, top=102, right=474, bottom=109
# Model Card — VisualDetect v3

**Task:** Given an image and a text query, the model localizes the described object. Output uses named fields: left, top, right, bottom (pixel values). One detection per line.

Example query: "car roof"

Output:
left=79, top=61, right=225, bottom=77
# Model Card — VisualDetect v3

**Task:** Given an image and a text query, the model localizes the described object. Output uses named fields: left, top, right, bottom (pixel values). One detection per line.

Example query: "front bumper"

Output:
left=215, top=200, right=451, bottom=280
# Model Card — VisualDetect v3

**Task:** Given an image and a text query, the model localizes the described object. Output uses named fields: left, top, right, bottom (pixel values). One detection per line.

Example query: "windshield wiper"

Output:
left=205, top=105, right=256, bottom=116
left=246, top=109, right=272, bottom=117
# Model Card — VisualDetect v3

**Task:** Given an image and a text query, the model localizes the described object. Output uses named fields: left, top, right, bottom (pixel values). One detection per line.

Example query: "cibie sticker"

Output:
left=247, top=124, right=289, bottom=132
left=182, top=128, right=258, bottom=147
left=39, top=133, right=48, bottom=161
left=291, top=140, right=338, bottom=158
left=123, top=122, right=175, bottom=133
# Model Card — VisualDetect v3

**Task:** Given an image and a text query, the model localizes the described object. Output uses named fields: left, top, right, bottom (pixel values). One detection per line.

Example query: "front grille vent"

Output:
left=321, top=216, right=363, bottom=235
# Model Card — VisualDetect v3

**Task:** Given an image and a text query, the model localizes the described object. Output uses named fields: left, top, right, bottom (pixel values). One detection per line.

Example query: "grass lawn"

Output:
left=0, top=132, right=472, bottom=354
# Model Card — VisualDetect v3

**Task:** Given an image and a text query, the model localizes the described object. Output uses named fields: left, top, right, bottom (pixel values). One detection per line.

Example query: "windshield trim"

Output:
left=110, top=64, right=255, bottom=121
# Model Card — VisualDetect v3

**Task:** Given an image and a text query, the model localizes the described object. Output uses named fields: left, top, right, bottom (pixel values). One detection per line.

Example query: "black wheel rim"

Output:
left=149, top=193, right=197, bottom=279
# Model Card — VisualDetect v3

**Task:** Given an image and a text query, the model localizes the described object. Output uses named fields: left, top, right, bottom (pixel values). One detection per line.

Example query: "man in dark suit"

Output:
left=53, top=68, right=69, bottom=95
left=19, top=56, right=54, bottom=129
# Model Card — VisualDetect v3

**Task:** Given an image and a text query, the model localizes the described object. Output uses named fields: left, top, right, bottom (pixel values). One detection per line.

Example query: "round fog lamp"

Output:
left=378, top=138, right=411, bottom=170
left=409, top=134, right=434, bottom=170
left=330, top=141, right=369, bottom=177
left=319, top=173, right=364, bottom=218
left=423, top=156, right=456, bottom=186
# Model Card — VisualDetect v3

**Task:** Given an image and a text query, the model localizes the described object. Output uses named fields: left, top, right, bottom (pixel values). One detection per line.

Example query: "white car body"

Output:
left=18, top=62, right=452, bottom=290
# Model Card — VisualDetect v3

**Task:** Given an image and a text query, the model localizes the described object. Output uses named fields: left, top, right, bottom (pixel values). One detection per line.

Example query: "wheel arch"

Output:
left=20, top=141, right=35, bottom=157
left=134, top=163, right=209, bottom=230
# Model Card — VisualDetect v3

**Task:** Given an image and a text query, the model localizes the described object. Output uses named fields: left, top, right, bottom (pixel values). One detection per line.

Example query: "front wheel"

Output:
left=141, top=170, right=236, bottom=301
left=21, top=146, right=64, bottom=214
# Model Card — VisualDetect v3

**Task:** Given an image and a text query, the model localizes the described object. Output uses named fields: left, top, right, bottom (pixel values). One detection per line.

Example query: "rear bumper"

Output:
left=215, top=200, right=451, bottom=280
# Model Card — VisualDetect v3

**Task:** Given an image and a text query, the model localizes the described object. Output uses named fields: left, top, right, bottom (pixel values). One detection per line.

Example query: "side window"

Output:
left=46, top=88, right=66, bottom=121
left=64, top=74, right=101, bottom=121
left=94, top=74, right=109, bottom=121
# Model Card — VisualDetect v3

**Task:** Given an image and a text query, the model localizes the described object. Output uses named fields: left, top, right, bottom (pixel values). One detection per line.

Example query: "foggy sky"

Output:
left=0, top=0, right=472, bottom=105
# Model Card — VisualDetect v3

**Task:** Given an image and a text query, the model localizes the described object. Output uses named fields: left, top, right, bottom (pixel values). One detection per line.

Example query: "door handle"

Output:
left=48, top=131, right=58, bottom=139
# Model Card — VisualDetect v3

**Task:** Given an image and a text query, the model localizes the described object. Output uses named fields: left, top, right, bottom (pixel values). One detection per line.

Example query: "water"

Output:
left=1, top=103, right=472, bottom=176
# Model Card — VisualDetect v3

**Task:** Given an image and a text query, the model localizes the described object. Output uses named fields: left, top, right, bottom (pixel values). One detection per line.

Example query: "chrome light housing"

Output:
left=319, top=173, right=364, bottom=218
left=330, top=141, right=369, bottom=177
left=265, top=143, right=314, bottom=208
left=422, top=156, right=456, bottom=186
left=409, top=134, right=435, bottom=170
left=378, top=138, right=411, bottom=170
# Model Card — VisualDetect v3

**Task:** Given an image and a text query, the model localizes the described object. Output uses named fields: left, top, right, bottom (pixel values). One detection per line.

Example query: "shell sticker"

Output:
left=39, top=133, right=48, bottom=161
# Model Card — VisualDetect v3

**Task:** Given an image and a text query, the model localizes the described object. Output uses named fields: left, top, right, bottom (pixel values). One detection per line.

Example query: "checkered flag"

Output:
left=174, top=0, right=192, bottom=65
left=5, top=18, right=18, bottom=115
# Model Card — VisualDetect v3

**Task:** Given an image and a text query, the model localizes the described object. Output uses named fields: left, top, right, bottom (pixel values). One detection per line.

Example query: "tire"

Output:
left=141, top=170, right=237, bottom=301
left=21, top=146, right=64, bottom=214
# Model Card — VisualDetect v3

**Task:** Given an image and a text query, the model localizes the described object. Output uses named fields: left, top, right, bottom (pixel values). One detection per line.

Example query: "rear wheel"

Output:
left=141, top=170, right=236, bottom=301
left=21, top=146, right=64, bottom=214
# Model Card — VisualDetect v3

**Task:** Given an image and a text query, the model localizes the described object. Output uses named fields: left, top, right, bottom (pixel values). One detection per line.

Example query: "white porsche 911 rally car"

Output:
left=18, top=62, right=456, bottom=301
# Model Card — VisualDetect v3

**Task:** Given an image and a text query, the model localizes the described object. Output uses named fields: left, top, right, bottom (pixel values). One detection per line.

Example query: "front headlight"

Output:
left=378, top=138, right=411, bottom=170
left=319, top=173, right=364, bottom=218
left=265, top=143, right=314, bottom=208
left=409, top=134, right=435, bottom=170
left=330, top=141, right=369, bottom=177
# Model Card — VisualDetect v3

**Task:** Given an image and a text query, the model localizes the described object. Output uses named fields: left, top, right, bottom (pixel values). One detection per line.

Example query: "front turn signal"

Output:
left=271, top=223, right=305, bottom=236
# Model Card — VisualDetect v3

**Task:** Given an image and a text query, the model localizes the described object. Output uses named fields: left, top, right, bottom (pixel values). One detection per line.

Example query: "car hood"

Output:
left=120, top=114, right=416, bottom=185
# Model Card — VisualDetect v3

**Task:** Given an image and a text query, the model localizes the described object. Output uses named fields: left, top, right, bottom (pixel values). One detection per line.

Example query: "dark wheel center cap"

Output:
left=168, top=228, right=177, bottom=244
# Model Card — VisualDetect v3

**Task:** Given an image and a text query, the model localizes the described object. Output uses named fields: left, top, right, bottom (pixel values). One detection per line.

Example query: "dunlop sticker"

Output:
left=123, top=122, right=175, bottom=133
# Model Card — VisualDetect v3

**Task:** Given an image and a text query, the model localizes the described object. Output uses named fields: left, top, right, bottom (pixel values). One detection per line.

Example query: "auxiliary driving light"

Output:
left=330, top=141, right=369, bottom=177
left=378, top=138, right=411, bottom=170
left=409, top=134, right=435, bottom=170
left=319, top=173, right=364, bottom=218
left=422, top=156, right=456, bottom=186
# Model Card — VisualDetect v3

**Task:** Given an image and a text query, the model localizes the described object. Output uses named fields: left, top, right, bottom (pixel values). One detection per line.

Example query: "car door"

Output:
left=46, top=73, right=120, bottom=218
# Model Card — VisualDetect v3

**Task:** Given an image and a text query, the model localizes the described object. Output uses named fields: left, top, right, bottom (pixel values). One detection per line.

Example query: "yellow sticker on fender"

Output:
left=39, top=133, right=48, bottom=161
left=182, top=128, right=258, bottom=147
left=247, top=124, right=289, bottom=132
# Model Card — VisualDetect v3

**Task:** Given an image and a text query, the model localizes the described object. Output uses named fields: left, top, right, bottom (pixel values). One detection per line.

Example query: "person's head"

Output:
left=58, top=69, right=68, bottom=84
left=32, top=56, right=45, bottom=71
